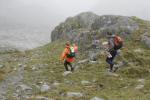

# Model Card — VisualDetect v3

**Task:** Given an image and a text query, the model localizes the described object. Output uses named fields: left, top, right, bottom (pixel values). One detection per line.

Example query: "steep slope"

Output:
left=0, top=38, right=150, bottom=100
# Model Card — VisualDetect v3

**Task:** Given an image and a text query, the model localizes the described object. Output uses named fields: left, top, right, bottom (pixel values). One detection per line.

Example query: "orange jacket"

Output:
left=61, top=45, right=75, bottom=63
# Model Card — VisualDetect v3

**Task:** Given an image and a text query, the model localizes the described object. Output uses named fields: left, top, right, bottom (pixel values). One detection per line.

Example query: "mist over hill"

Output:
left=0, top=16, right=51, bottom=52
left=0, top=0, right=150, bottom=52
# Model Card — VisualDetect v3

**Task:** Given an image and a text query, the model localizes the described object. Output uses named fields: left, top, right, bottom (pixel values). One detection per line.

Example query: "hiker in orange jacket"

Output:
left=61, top=41, right=75, bottom=71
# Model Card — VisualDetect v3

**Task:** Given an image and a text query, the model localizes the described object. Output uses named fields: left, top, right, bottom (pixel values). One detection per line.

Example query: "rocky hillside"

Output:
left=51, top=12, right=139, bottom=42
left=0, top=38, right=150, bottom=100
left=0, top=12, right=150, bottom=100
left=51, top=12, right=99, bottom=41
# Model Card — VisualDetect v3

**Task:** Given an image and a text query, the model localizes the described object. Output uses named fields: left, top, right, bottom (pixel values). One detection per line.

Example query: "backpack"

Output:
left=114, top=36, right=123, bottom=50
left=67, top=47, right=75, bottom=58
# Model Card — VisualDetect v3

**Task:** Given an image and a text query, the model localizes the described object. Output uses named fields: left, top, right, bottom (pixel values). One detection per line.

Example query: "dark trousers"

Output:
left=64, top=60, right=74, bottom=71
left=106, top=50, right=117, bottom=71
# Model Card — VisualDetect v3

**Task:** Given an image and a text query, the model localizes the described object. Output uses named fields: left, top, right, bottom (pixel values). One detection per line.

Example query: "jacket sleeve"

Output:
left=108, top=39, right=115, bottom=50
left=61, top=49, right=67, bottom=61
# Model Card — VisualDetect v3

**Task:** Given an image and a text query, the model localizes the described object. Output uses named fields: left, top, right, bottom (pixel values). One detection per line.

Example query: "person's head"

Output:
left=65, top=41, right=70, bottom=47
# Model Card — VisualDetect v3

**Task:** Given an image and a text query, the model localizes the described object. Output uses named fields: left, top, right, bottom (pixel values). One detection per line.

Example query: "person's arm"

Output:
left=108, top=39, right=115, bottom=50
left=61, top=49, right=67, bottom=61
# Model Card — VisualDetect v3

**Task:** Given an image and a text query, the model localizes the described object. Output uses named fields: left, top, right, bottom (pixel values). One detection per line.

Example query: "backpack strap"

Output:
left=70, top=47, right=74, bottom=52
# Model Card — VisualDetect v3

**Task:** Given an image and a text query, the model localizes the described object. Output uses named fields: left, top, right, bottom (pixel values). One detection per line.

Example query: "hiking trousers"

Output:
left=64, top=60, right=74, bottom=71
left=106, top=50, right=117, bottom=70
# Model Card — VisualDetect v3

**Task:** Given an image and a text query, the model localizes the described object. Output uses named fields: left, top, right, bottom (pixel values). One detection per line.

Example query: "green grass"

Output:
left=15, top=38, right=149, bottom=100
left=2, top=37, right=150, bottom=100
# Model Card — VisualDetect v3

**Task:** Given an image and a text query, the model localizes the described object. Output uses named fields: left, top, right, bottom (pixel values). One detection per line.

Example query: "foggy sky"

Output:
left=0, top=0, right=150, bottom=31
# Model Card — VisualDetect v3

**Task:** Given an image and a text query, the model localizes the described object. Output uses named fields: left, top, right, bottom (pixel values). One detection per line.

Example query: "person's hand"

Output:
left=106, top=52, right=112, bottom=58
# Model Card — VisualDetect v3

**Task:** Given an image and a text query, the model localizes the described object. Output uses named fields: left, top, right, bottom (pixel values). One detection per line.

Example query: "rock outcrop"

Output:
left=91, top=15, right=139, bottom=34
left=51, top=12, right=139, bottom=42
left=51, top=12, right=99, bottom=41
left=141, top=33, right=150, bottom=48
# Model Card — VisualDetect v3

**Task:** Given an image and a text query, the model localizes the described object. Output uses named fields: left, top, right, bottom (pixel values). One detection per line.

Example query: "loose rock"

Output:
left=135, top=84, right=144, bottom=90
left=35, top=96, right=50, bottom=100
left=63, top=71, right=72, bottom=76
left=0, top=65, right=4, bottom=69
left=40, top=83, right=50, bottom=92
left=91, top=97, right=104, bottom=100
left=81, top=80, right=90, bottom=85
left=67, top=92, right=83, bottom=98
